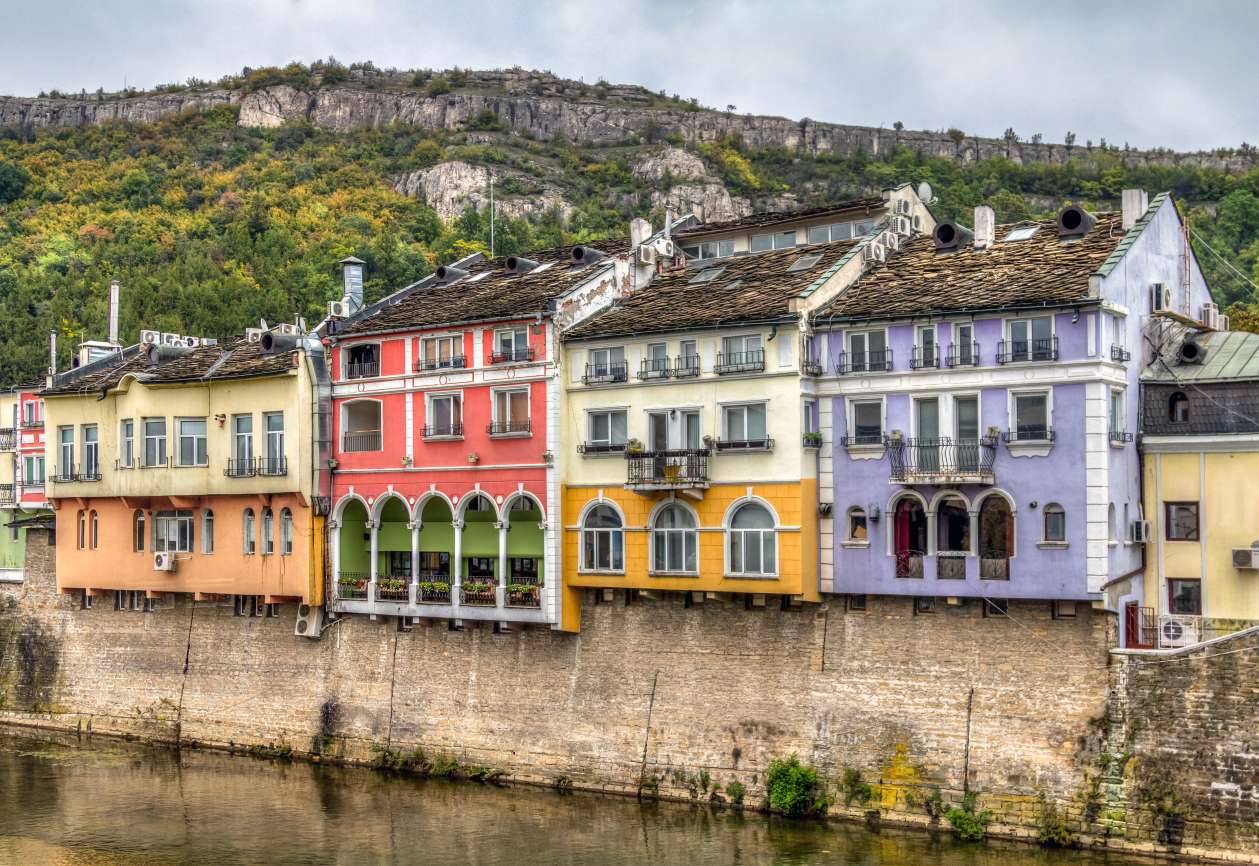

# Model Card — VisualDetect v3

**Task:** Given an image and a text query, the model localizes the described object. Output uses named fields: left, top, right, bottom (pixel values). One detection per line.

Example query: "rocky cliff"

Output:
left=1, top=68, right=1253, bottom=173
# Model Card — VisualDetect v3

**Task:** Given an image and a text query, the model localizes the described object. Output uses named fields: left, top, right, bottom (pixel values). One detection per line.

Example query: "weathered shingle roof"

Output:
left=1144, top=330, right=1259, bottom=383
left=334, top=238, right=627, bottom=337
left=564, top=239, right=859, bottom=340
left=41, top=337, right=299, bottom=397
left=674, top=198, right=885, bottom=238
left=815, top=211, right=1128, bottom=322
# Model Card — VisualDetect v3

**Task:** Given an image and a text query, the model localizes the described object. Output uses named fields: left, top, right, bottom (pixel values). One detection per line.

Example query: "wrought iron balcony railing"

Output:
left=226, top=458, right=257, bottom=477
left=714, top=437, right=775, bottom=452
left=910, top=346, right=940, bottom=370
left=886, top=437, right=997, bottom=484
left=1001, top=427, right=1056, bottom=444
left=713, top=350, right=765, bottom=375
left=258, top=456, right=288, bottom=476
left=583, top=362, right=628, bottom=385
left=837, top=349, right=893, bottom=374
left=1110, top=345, right=1132, bottom=363
left=21, top=418, right=43, bottom=430
left=75, top=465, right=102, bottom=482
left=841, top=434, right=885, bottom=448
left=416, top=355, right=466, bottom=372
left=422, top=422, right=464, bottom=439
left=638, top=358, right=673, bottom=380
left=345, top=360, right=380, bottom=379
left=945, top=341, right=980, bottom=368
left=1109, top=429, right=1134, bottom=444
left=491, top=346, right=535, bottom=364
left=996, top=336, right=1058, bottom=364
left=50, top=465, right=77, bottom=484
left=0, top=428, right=14, bottom=450
left=674, top=355, right=701, bottom=378
left=0, top=483, right=12, bottom=506
left=488, top=420, right=532, bottom=436
left=579, top=442, right=627, bottom=455
left=626, top=448, right=710, bottom=488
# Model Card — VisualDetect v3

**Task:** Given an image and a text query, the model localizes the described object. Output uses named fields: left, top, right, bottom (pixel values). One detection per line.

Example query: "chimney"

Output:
left=1122, top=189, right=1149, bottom=230
left=630, top=218, right=651, bottom=249
left=664, top=208, right=674, bottom=240
left=47, top=331, right=57, bottom=386
left=339, top=256, right=365, bottom=314
left=108, top=280, right=120, bottom=345
left=973, top=205, right=995, bottom=249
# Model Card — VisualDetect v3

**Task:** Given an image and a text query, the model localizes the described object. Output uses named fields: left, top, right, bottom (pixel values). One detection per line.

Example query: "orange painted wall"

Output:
left=55, top=494, right=318, bottom=601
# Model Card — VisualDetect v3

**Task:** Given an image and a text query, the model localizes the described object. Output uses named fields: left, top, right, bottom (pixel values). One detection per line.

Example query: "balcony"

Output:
left=345, top=360, right=380, bottom=380
left=488, top=420, right=531, bottom=437
left=674, top=355, right=701, bottom=378
left=460, top=580, right=497, bottom=606
left=50, top=465, right=77, bottom=484
left=626, top=448, right=710, bottom=491
left=423, top=422, right=464, bottom=440
left=945, top=341, right=980, bottom=368
left=342, top=431, right=382, bottom=452
left=258, top=457, right=288, bottom=476
left=639, top=358, right=673, bottom=381
left=996, top=337, right=1058, bottom=364
left=583, top=362, right=628, bottom=385
left=21, top=418, right=43, bottom=430
left=837, top=349, right=893, bottom=374
left=714, top=437, right=774, bottom=453
left=374, top=576, right=410, bottom=603
left=714, top=350, right=765, bottom=375
left=802, top=359, right=823, bottom=376
left=1001, top=428, right=1056, bottom=444
left=225, top=458, right=257, bottom=477
left=336, top=572, right=370, bottom=600
left=506, top=574, right=542, bottom=609
left=417, top=574, right=452, bottom=604
left=491, top=347, right=535, bottom=365
left=0, top=484, right=13, bottom=506
left=909, top=346, right=940, bottom=370
left=1110, top=345, right=1131, bottom=363
left=0, top=428, right=14, bottom=450
left=75, top=465, right=102, bottom=482
left=579, top=442, right=626, bottom=456
left=416, top=356, right=466, bottom=372
left=887, top=437, right=996, bottom=485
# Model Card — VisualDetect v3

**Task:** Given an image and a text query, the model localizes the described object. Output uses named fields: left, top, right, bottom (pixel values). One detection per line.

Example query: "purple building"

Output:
left=809, top=191, right=1211, bottom=608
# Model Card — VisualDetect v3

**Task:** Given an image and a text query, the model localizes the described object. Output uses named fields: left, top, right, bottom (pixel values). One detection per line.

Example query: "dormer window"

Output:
left=1169, top=391, right=1189, bottom=423
left=682, top=240, right=734, bottom=261
left=750, top=230, right=796, bottom=252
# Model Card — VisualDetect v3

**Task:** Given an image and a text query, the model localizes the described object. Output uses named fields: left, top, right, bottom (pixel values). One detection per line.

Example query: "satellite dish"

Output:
left=917, top=181, right=934, bottom=204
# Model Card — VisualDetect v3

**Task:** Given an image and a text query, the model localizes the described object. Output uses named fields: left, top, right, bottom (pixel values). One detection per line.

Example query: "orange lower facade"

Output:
left=53, top=494, right=323, bottom=603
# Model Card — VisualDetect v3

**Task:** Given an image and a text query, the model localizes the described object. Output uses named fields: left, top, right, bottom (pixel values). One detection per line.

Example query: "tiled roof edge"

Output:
left=797, top=232, right=875, bottom=300
left=1096, top=192, right=1171, bottom=279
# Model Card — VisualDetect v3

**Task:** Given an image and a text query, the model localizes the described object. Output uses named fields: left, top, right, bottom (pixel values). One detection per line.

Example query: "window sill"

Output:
left=577, top=569, right=625, bottom=576
left=840, top=540, right=871, bottom=549
left=581, top=450, right=626, bottom=459
left=723, top=573, right=780, bottom=580
left=845, top=445, right=885, bottom=460
left=1038, top=541, right=1070, bottom=550
left=422, top=436, right=464, bottom=443
left=1005, top=442, right=1054, bottom=458
left=648, top=571, right=699, bottom=578
left=489, top=432, right=532, bottom=440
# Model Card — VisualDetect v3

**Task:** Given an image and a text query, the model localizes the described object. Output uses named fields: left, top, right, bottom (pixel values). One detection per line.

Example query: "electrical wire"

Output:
left=1190, top=228, right=1259, bottom=297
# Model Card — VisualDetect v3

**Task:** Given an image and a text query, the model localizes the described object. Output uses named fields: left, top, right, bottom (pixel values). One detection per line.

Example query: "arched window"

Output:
left=280, top=508, right=293, bottom=555
left=581, top=504, right=623, bottom=572
left=262, top=507, right=274, bottom=554
left=979, top=496, right=1014, bottom=579
left=202, top=510, right=215, bottom=554
left=133, top=510, right=145, bottom=552
left=76, top=510, right=86, bottom=549
left=1045, top=503, right=1067, bottom=543
left=242, top=508, right=256, bottom=555
left=651, top=504, right=697, bottom=573
left=936, top=496, right=970, bottom=553
left=728, top=502, right=776, bottom=575
left=1107, top=503, right=1116, bottom=544
left=1169, top=391, right=1189, bottom=423
left=89, top=510, right=99, bottom=549
left=846, top=507, right=868, bottom=541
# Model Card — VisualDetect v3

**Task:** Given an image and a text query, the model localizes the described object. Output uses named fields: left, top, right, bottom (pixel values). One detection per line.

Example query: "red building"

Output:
left=15, top=385, right=47, bottom=509
left=326, top=242, right=630, bottom=629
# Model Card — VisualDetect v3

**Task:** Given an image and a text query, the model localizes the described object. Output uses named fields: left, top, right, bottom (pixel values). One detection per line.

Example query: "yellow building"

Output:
left=558, top=193, right=934, bottom=631
left=1135, top=328, right=1259, bottom=648
left=41, top=329, right=330, bottom=607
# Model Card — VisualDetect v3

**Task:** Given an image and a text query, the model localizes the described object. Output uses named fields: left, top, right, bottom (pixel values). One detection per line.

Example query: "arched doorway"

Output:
left=337, top=499, right=370, bottom=600
left=936, top=495, right=970, bottom=579
left=506, top=495, right=544, bottom=608
left=375, top=497, right=411, bottom=602
left=417, top=497, right=454, bottom=603
left=894, top=498, right=927, bottom=579
left=460, top=493, right=498, bottom=606
left=979, top=496, right=1014, bottom=580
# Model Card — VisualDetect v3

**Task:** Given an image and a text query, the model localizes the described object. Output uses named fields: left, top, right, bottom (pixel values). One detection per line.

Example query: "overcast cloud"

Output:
left=1, top=0, right=1253, bottom=152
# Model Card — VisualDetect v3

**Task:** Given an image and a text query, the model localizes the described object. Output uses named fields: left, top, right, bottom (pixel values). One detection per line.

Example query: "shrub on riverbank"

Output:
left=947, top=791, right=992, bottom=841
left=765, top=756, right=831, bottom=818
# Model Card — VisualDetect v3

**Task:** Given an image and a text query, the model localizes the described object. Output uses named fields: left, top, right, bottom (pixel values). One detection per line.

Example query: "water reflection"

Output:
left=0, top=731, right=1148, bottom=866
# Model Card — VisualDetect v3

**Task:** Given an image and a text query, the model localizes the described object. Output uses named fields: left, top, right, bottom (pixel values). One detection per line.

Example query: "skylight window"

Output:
left=786, top=254, right=824, bottom=273
left=1003, top=226, right=1040, bottom=242
left=689, top=266, right=726, bottom=284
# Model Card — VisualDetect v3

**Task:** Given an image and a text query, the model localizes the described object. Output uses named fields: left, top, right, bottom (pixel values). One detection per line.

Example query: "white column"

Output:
left=452, top=518, right=463, bottom=595
left=408, top=520, right=420, bottom=605
left=368, top=518, right=379, bottom=595
left=497, top=520, right=508, bottom=605
left=328, top=519, right=340, bottom=600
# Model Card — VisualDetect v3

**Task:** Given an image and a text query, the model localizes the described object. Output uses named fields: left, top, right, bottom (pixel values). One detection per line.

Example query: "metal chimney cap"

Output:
left=339, top=256, right=366, bottom=265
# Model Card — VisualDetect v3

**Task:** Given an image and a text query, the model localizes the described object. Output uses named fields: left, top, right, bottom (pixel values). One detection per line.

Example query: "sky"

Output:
left=1, top=0, right=1254, bottom=152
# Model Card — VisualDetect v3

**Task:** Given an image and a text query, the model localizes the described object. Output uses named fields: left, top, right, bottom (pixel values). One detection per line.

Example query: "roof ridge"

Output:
left=1095, top=192, right=1170, bottom=279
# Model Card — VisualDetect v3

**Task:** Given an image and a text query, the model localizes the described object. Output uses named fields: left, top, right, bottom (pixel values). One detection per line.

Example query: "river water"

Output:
left=0, top=730, right=1149, bottom=866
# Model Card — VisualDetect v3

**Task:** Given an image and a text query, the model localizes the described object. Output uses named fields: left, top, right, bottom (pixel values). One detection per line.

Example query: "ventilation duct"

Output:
left=505, top=256, right=539, bottom=274
left=1056, top=204, right=1096, bottom=238
left=435, top=264, right=469, bottom=282
left=260, top=331, right=300, bottom=354
left=146, top=344, right=192, bottom=366
left=932, top=220, right=973, bottom=252
left=1178, top=338, right=1208, bottom=365
left=571, top=245, right=605, bottom=266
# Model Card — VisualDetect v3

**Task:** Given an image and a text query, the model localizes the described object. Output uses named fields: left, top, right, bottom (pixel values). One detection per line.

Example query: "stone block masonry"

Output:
left=2, top=528, right=1257, bottom=862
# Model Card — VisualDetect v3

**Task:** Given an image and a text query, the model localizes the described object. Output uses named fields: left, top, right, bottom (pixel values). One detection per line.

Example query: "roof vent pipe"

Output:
left=504, top=256, right=539, bottom=274
left=1056, top=204, right=1096, bottom=238
left=339, top=256, right=365, bottom=314
left=1121, top=189, right=1150, bottom=230
left=571, top=246, right=605, bottom=266
left=664, top=208, right=674, bottom=240
left=146, top=344, right=192, bottom=366
left=434, top=264, right=469, bottom=282
left=973, top=205, right=995, bottom=249
left=932, top=220, right=973, bottom=252
left=1178, top=338, right=1208, bottom=365
left=108, top=280, right=120, bottom=345
left=260, top=331, right=300, bottom=354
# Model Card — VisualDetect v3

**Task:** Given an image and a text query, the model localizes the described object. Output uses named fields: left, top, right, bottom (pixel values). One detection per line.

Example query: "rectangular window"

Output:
left=58, top=427, right=74, bottom=476
left=1043, top=506, right=1066, bottom=542
left=916, top=325, right=937, bottom=367
left=1165, top=502, right=1200, bottom=541
left=23, top=401, right=40, bottom=426
left=1009, top=316, right=1054, bottom=362
left=802, top=400, right=817, bottom=436
left=495, top=328, right=530, bottom=362
left=847, top=594, right=867, bottom=612
left=589, top=346, right=625, bottom=371
left=153, top=510, right=194, bottom=553
left=722, top=334, right=762, bottom=357
left=587, top=410, right=628, bottom=451
left=232, top=415, right=253, bottom=464
left=1109, top=390, right=1124, bottom=435
left=120, top=419, right=134, bottom=468
left=954, top=324, right=975, bottom=366
left=177, top=418, right=208, bottom=467
left=1051, top=600, right=1077, bottom=619
left=421, top=335, right=463, bottom=370
left=983, top=598, right=1010, bottom=617
left=1012, top=392, right=1050, bottom=440
left=750, top=229, right=796, bottom=252
left=427, top=394, right=462, bottom=436
left=850, top=400, right=883, bottom=445
left=1168, top=578, right=1202, bottom=615
left=264, top=412, right=284, bottom=464
left=682, top=239, right=735, bottom=260
left=492, top=389, right=530, bottom=434
left=143, top=418, right=167, bottom=467
left=723, top=403, right=767, bottom=443
left=847, top=330, right=887, bottom=372
left=24, top=456, right=45, bottom=486
left=82, top=425, right=99, bottom=477
left=914, top=597, right=936, bottom=615
left=345, top=344, right=379, bottom=379
left=677, top=339, right=699, bottom=375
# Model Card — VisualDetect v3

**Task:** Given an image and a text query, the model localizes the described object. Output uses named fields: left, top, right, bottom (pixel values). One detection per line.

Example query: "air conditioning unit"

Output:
left=1219, top=315, right=1231, bottom=331
left=1151, top=283, right=1170, bottom=312
left=180, top=336, right=201, bottom=348
left=1158, top=614, right=1201, bottom=649
left=161, top=332, right=182, bottom=346
left=1128, top=519, right=1152, bottom=544
left=328, top=300, right=350, bottom=318
left=273, top=323, right=300, bottom=336
left=880, top=230, right=899, bottom=251
left=862, top=242, right=885, bottom=263
left=1233, top=547, right=1259, bottom=569
left=894, top=198, right=912, bottom=215
left=139, top=329, right=161, bottom=345
left=153, top=551, right=176, bottom=572
left=653, top=237, right=676, bottom=258
left=244, top=328, right=266, bottom=343
left=294, top=603, right=325, bottom=639
left=1201, top=302, right=1219, bottom=329
left=636, top=245, right=657, bottom=265
left=888, top=215, right=912, bottom=236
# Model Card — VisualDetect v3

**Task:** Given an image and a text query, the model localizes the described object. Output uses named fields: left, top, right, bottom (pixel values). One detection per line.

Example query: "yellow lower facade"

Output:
left=1142, top=448, right=1259, bottom=628
left=560, top=479, right=818, bottom=632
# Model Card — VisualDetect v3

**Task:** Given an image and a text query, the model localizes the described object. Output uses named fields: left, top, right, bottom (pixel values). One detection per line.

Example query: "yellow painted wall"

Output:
left=1144, top=448, right=1259, bottom=621
left=0, top=392, right=15, bottom=487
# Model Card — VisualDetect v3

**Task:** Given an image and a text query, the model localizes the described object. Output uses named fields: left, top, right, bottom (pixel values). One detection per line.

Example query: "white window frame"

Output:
left=1007, top=388, right=1054, bottom=446
left=264, top=412, right=285, bottom=464
left=419, top=333, right=464, bottom=370
left=721, top=333, right=762, bottom=357
left=682, top=239, right=735, bottom=261
left=847, top=397, right=885, bottom=449
left=24, top=455, right=45, bottom=486
left=846, top=328, right=888, bottom=372
left=280, top=508, right=293, bottom=555
left=1109, top=388, right=1125, bottom=442
left=750, top=229, right=796, bottom=252
left=142, top=417, right=167, bottom=467
left=119, top=418, right=134, bottom=469
left=725, top=500, right=779, bottom=577
left=261, top=507, right=274, bottom=555
left=586, top=408, right=629, bottom=453
left=494, top=327, right=530, bottom=362
left=57, top=426, right=74, bottom=476
left=952, top=322, right=977, bottom=366
left=915, top=325, right=938, bottom=367
left=343, top=341, right=381, bottom=379
left=176, top=417, right=208, bottom=467
left=81, top=424, right=99, bottom=478
left=649, top=502, right=699, bottom=575
left=154, top=509, right=194, bottom=554
left=1042, top=503, right=1067, bottom=545
left=491, top=387, right=531, bottom=435
left=202, top=509, right=215, bottom=554
left=1005, top=315, right=1055, bottom=363
left=232, top=414, right=254, bottom=464
left=425, top=392, right=464, bottom=438
left=802, top=399, right=817, bottom=436
left=844, top=506, right=870, bottom=546
left=580, top=502, right=625, bottom=573
left=242, top=508, right=256, bottom=555
left=721, top=401, right=769, bottom=444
